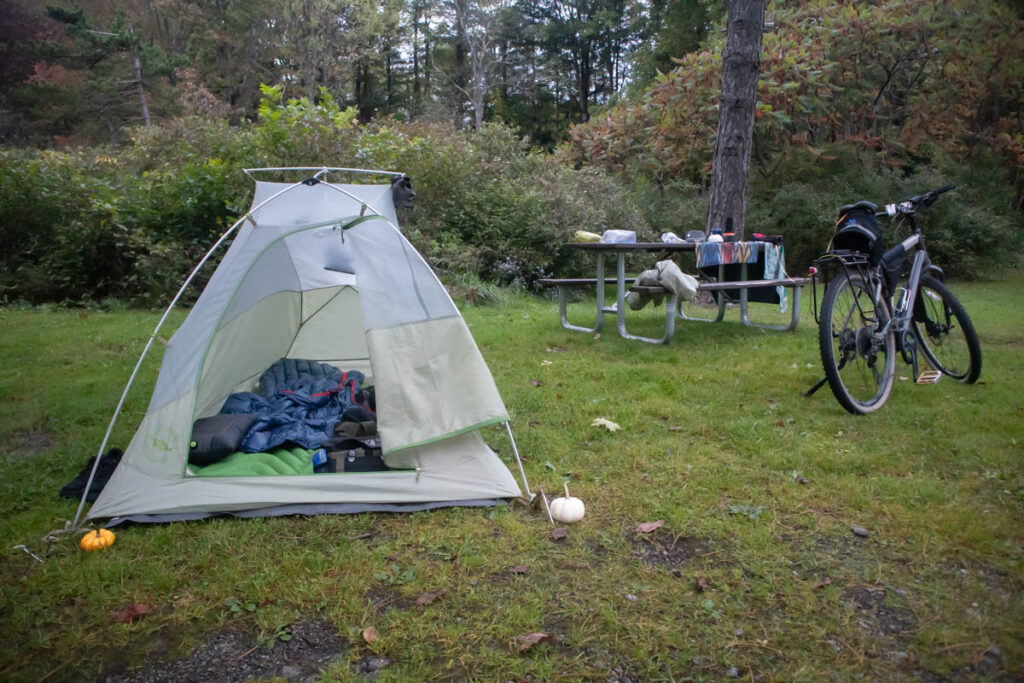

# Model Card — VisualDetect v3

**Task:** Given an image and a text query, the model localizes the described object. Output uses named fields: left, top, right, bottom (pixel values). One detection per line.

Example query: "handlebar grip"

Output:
left=905, top=183, right=955, bottom=207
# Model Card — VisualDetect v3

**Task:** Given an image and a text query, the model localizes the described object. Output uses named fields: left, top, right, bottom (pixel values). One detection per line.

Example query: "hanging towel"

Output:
left=761, top=242, right=788, bottom=313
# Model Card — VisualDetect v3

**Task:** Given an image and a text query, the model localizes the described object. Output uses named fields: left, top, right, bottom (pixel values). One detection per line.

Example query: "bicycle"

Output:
left=806, top=184, right=982, bottom=414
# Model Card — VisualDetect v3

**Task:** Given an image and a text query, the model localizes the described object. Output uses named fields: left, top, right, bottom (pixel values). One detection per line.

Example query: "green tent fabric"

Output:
left=84, top=168, right=528, bottom=524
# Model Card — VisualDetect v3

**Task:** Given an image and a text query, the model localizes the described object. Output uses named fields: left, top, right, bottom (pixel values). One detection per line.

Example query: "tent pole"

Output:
left=504, top=421, right=532, bottom=498
left=71, top=180, right=306, bottom=529
left=244, top=166, right=403, bottom=179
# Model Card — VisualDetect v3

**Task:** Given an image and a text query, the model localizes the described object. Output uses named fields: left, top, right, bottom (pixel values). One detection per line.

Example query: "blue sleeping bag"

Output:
left=221, top=359, right=375, bottom=452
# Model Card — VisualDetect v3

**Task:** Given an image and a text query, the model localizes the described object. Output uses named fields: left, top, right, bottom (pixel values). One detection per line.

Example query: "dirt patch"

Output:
left=841, top=586, right=917, bottom=637
left=106, top=619, right=346, bottom=682
left=10, top=428, right=53, bottom=455
left=352, top=654, right=392, bottom=677
left=918, top=647, right=1016, bottom=682
left=363, top=588, right=411, bottom=615
left=632, top=531, right=716, bottom=571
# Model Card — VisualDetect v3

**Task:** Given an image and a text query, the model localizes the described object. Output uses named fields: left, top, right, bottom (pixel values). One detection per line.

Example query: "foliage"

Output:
left=563, top=0, right=1024, bottom=270
left=570, top=1, right=1024, bottom=181
left=2, top=0, right=695, bottom=148
left=0, top=91, right=645, bottom=304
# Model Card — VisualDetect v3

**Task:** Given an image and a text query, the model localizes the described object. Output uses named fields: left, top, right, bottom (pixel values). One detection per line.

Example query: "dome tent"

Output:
left=78, top=167, right=530, bottom=525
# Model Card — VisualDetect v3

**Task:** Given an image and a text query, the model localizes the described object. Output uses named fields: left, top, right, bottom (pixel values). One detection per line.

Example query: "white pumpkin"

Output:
left=549, top=483, right=585, bottom=523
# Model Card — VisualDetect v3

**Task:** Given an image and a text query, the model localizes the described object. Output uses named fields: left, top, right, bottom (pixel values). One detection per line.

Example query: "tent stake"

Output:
left=504, top=421, right=532, bottom=498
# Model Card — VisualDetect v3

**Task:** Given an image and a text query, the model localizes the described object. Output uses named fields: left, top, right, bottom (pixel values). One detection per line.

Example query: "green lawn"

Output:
left=1, top=273, right=1021, bottom=681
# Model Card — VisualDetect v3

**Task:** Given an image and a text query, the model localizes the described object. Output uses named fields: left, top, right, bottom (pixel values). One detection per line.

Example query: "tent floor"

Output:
left=106, top=498, right=504, bottom=526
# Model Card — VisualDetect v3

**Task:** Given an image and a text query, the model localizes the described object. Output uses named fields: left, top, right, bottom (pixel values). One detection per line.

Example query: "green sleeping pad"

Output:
left=190, top=445, right=315, bottom=477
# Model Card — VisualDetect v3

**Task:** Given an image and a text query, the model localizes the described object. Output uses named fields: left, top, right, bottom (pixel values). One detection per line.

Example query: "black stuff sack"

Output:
left=326, top=435, right=387, bottom=473
left=831, top=201, right=883, bottom=265
left=189, top=413, right=260, bottom=466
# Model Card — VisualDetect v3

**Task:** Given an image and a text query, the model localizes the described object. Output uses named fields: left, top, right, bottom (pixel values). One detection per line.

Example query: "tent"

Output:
left=79, top=167, right=530, bottom=525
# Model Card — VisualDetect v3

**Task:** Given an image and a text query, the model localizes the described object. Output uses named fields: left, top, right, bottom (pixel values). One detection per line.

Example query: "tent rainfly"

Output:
left=77, top=167, right=531, bottom=525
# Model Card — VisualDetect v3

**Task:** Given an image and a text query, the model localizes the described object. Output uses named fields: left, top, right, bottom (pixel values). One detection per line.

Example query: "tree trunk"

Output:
left=706, top=0, right=764, bottom=239
left=577, top=44, right=591, bottom=122
left=454, top=0, right=468, bottom=127
left=133, top=54, right=151, bottom=127
left=412, top=10, right=421, bottom=111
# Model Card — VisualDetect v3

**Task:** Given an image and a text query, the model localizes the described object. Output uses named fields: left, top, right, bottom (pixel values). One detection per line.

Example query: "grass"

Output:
left=0, top=273, right=1022, bottom=681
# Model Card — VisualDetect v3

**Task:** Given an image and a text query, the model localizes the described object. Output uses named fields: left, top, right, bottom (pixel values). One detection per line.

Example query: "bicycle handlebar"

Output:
left=907, top=183, right=955, bottom=206
left=884, top=183, right=955, bottom=217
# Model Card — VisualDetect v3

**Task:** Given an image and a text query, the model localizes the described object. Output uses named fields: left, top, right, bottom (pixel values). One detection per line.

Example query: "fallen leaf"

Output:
left=556, top=394, right=564, bottom=400
left=551, top=527, right=568, bottom=541
left=851, top=525, right=869, bottom=538
left=668, top=426, right=682, bottom=432
left=516, top=632, right=553, bottom=652
left=636, top=520, right=665, bottom=534
left=414, top=590, right=447, bottom=606
left=795, top=476, right=809, bottom=484
left=510, top=565, right=530, bottom=574
left=694, top=577, right=711, bottom=592
left=546, top=346, right=565, bottom=353
left=530, top=379, right=543, bottom=387
left=362, top=625, right=379, bottom=644
left=591, top=417, right=622, bottom=432
left=593, top=333, right=601, bottom=340
left=116, top=603, right=149, bottom=623
left=541, top=360, right=553, bottom=366
left=814, top=577, right=832, bottom=589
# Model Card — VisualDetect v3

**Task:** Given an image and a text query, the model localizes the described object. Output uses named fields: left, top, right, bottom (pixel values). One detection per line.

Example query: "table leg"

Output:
left=616, top=250, right=677, bottom=344
left=555, top=253, right=606, bottom=334
left=677, top=257, right=726, bottom=324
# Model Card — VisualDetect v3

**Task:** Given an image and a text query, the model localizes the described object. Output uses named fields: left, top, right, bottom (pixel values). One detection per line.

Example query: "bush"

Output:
left=747, top=149, right=1023, bottom=277
left=0, top=98, right=648, bottom=303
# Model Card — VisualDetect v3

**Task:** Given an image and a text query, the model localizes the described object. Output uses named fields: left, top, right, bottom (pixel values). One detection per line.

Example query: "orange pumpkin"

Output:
left=80, top=528, right=116, bottom=551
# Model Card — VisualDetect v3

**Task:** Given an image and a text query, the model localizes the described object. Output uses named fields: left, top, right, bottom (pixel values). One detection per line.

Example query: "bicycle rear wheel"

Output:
left=818, top=272, right=896, bottom=414
left=913, top=275, right=982, bottom=383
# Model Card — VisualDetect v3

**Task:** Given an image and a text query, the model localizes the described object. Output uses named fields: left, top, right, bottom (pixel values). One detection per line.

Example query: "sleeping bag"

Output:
left=221, top=358, right=375, bottom=452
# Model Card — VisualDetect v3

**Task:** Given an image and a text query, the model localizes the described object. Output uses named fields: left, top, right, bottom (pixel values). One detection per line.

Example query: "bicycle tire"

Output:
left=913, top=275, right=982, bottom=383
left=818, top=272, right=896, bottom=414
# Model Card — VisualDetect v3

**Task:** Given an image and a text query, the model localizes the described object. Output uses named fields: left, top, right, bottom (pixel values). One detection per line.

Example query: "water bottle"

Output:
left=312, top=448, right=330, bottom=473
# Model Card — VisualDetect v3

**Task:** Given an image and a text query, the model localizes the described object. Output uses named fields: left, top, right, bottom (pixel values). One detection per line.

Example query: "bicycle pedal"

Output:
left=916, top=370, right=942, bottom=384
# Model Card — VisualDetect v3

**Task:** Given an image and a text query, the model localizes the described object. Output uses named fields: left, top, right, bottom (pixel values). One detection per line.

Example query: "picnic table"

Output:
left=538, top=240, right=810, bottom=344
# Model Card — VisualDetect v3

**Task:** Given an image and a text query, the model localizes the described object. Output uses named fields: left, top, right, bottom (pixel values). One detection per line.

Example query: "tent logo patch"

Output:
left=149, top=426, right=179, bottom=462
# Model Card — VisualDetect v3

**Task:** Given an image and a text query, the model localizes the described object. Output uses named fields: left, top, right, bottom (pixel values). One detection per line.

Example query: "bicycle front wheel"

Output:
left=818, top=272, right=896, bottom=414
left=913, top=275, right=982, bottom=383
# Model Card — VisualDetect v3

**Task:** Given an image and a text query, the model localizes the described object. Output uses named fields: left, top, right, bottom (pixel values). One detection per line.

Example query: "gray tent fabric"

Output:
left=87, top=172, right=524, bottom=521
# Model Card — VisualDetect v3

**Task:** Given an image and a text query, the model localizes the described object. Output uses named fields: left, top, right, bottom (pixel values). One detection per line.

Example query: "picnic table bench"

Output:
left=538, top=240, right=809, bottom=344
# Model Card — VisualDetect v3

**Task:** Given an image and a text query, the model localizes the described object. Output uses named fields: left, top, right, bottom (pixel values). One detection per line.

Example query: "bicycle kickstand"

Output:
left=805, top=376, right=828, bottom=397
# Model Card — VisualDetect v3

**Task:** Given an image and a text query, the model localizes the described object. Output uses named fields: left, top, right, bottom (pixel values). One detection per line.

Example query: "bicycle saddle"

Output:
left=838, top=200, right=878, bottom=215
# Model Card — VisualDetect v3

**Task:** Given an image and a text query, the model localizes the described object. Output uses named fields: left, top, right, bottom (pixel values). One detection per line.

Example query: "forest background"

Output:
left=0, top=0, right=1021, bottom=305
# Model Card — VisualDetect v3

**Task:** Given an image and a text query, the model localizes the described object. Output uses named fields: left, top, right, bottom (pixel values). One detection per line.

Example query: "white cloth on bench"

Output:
left=626, top=260, right=698, bottom=310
